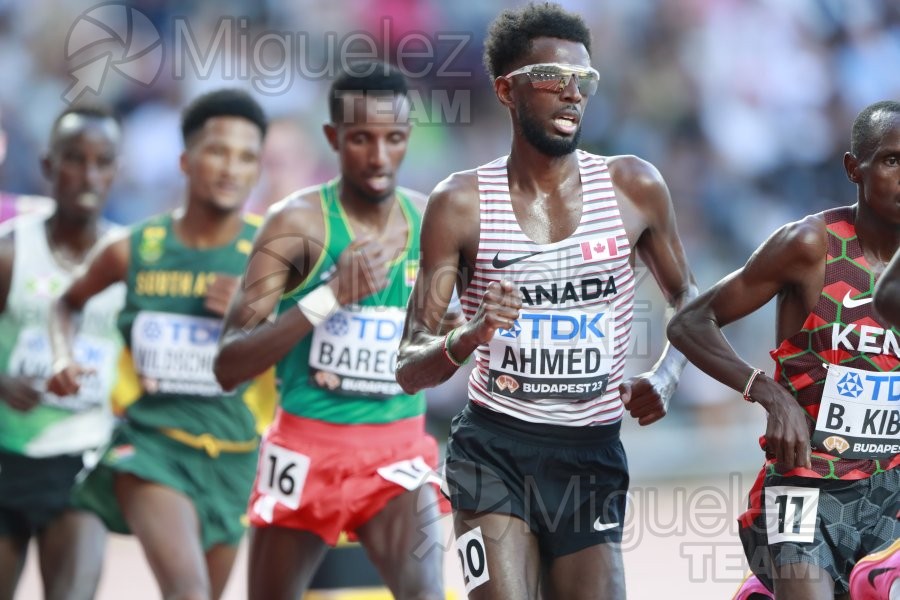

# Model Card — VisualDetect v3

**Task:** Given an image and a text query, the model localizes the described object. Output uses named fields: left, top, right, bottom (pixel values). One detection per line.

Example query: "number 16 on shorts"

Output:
left=258, top=442, right=310, bottom=510
left=764, top=486, right=819, bottom=544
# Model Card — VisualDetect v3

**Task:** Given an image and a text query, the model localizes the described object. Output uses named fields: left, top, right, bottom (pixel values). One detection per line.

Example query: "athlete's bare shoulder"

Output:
left=759, top=212, right=827, bottom=276
left=419, top=169, right=481, bottom=265
left=15, top=194, right=53, bottom=216
left=426, top=169, right=480, bottom=214
left=603, top=154, right=678, bottom=246
left=605, top=154, right=668, bottom=212
left=397, top=186, right=429, bottom=215
left=249, top=185, right=332, bottom=286
left=262, top=185, right=327, bottom=239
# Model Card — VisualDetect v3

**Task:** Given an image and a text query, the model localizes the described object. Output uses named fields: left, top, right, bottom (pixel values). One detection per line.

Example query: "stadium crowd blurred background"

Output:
left=6, top=1, right=900, bottom=596
left=1, top=0, right=899, bottom=471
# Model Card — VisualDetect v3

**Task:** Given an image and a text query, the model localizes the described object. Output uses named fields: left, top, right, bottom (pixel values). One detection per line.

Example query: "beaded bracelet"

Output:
left=742, top=368, right=764, bottom=402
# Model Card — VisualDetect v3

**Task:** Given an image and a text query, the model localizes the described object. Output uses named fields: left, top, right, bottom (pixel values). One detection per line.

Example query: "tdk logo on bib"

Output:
left=517, top=312, right=605, bottom=341
left=499, top=321, right=522, bottom=339
left=324, top=313, right=350, bottom=336
left=324, top=313, right=402, bottom=341
left=836, top=372, right=864, bottom=399
left=141, top=317, right=219, bottom=344
left=835, top=371, right=900, bottom=401
left=865, top=373, right=900, bottom=401
left=142, top=320, right=162, bottom=340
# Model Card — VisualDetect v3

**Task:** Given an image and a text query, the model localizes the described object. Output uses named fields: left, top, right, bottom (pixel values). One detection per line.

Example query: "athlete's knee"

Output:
left=849, top=539, right=900, bottom=600
left=164, top=589, right=210, bottom=600
left=392, top=570, right=444, bottom=600
left=161, top=579, right=211, bottom=600
left=45, top=574, right=102, bottom=600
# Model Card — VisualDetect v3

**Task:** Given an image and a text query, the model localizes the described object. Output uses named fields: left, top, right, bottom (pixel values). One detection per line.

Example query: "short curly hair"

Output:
left=181, top=88, right=267, bottom=144
left=851, top=100, right=900, bottom=161
left=328, top=61, right=409, bottom=123
left=483, top=3, right=592, bottom=80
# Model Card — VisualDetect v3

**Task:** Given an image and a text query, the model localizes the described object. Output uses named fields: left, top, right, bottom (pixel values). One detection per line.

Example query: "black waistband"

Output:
left=464, top=401, right=621, bottom=447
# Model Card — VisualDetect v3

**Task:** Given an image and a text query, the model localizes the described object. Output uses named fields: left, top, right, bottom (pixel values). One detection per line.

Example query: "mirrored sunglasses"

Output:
left=504, top=63, right=600, bottom=96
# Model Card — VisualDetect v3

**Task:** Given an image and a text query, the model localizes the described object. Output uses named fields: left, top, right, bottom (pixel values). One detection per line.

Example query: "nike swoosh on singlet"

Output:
left=491, top=250, right=543, bottom=269
left=842, top=291, right=873, bottom=309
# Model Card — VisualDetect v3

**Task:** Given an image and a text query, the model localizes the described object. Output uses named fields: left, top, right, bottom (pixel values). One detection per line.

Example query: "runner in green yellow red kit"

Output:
left=48, top=89, right=272, bottom=600
left=215, top=63, right=446, bottom=600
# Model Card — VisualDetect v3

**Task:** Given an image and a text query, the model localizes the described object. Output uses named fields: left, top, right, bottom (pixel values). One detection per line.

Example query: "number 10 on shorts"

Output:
left=764, top=486, right=819, bottom=544
left=258, top=442, right=310, bottom=510
left=456, top=527, right=490, bottom=593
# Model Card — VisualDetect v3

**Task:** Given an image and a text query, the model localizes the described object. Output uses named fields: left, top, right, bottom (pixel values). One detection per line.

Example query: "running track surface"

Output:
left=19, top=473, right=755, bottom=599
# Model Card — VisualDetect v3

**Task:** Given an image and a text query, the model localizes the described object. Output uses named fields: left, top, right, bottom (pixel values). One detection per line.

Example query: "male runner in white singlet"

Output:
left=397, top=4, right=698, bottom=599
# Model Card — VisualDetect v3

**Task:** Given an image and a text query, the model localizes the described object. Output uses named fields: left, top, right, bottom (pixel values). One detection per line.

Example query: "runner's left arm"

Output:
left=214, top=202, right=388, bottom=391
left=666, top=216, right=824, bottom=469
left=48, top=233, right=129, bottom=396
left=608, top=155, right=698, bottom=425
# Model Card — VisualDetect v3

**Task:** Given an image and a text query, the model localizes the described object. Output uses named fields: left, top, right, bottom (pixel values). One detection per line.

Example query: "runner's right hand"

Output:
left=204, top=273, right=240, bottom=317
left=334, top=239, right=390, bottom=305
left=0, top=375, right=40, bottom=411
left=47, top=362, right=95, bottom=397
left=753, top=376, right=812, bottom=470
left=466, top=280, right=522, bottom=345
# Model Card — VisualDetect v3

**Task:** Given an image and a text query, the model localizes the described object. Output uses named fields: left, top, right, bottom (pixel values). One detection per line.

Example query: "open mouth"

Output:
left=215, top=181, right=240, bottom=195
left=552, top=113, right=579, bottom=135
left=365, top=174, right=392, bottom=192
left=76, top=192, right=100, bottom=209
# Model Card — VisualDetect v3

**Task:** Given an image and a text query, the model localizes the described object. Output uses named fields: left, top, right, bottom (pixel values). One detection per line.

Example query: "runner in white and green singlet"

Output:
left=0, top=105, right=123, bottom=600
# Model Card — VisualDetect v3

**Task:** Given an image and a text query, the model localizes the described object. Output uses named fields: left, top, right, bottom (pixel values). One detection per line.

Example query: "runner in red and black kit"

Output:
left=875, top=249, right=900, bottom=327
left=669, top=100, right=900, bottom=600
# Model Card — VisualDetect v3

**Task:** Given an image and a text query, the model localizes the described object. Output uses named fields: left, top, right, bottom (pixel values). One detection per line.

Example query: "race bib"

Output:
left=256, top=441, right=310, bottom=510
left=488, top=308, right=614, bottom=403
left=456, top=527, right=491, bottom=593
left=131, top=311, right=223, bottom=397
left=376, top=456, right=438, bottom=491
left=308, top=306, right=405, bottom=399
left=764, top=485, right=819, bottom=544
left=8, top=326, right=117, bottom=412
left=813, top=364, right=900, bottom=459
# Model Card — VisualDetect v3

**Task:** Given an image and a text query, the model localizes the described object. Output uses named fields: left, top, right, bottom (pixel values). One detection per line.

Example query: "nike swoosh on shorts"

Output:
left=593, top=518, right=620, bottom=532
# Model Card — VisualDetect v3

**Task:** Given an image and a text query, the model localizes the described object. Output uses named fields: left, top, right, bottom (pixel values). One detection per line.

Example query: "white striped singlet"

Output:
left=460, top=150, right=635, bottom=426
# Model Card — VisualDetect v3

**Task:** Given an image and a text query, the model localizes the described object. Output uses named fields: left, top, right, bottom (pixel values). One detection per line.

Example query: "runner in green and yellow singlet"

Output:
left=216, top=63, right=449, bottom=600
left=48, top=90, right=272, bottom=600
